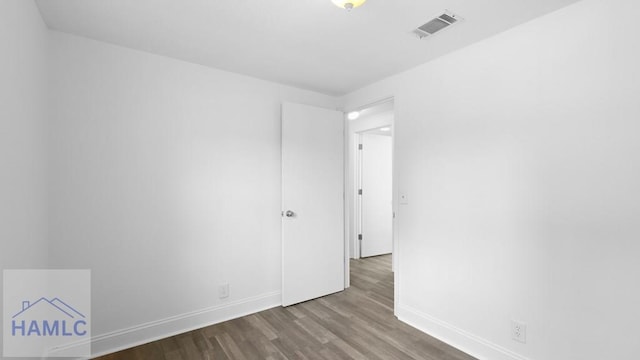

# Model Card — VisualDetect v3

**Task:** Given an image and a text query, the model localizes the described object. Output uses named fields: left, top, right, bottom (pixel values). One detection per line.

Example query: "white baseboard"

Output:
left=89, top=291, right=281, bottom=358
left=397, top=304, right=530, bottom=360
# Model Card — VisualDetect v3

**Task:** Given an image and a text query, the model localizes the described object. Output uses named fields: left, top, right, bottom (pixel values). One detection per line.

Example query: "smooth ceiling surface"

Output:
left=36, top=0, right=580, bottom=95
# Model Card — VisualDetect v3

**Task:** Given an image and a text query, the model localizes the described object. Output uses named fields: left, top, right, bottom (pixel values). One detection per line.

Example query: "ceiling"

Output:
left=35, top=0, right=580, bottom=96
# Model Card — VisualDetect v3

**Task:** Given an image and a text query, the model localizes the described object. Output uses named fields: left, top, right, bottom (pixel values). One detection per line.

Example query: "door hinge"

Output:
left=358, top=144, right=363, bottom=150
left=358, top=234, right=363, bottom=240
left=358, top=189, right=362, bottom=195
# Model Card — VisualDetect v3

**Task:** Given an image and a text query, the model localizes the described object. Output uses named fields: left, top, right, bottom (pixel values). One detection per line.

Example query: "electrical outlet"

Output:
left=219, top=283, right=229, bottom=299
left=511, top=320, right=527, bottom=343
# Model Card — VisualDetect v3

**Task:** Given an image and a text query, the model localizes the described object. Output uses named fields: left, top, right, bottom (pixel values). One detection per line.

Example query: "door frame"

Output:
left=343, top=97, right=397, bottom=297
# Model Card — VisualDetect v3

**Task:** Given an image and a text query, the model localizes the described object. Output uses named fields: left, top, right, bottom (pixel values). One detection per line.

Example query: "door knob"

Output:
left=285, top=210, right=295, bottom=217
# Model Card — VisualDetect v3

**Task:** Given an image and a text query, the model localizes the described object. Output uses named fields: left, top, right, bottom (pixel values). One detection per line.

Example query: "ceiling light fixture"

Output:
left=332, top=0, right=367, bottom=11
left=380, top=127, right=391, bottom=132
left=347, top=111, right=360, bottom=120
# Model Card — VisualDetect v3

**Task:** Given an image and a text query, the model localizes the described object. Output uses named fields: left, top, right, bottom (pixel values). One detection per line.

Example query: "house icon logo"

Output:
left=11, top=298, right=88, bottom=337
left=3, top=269, right=91, bottom=357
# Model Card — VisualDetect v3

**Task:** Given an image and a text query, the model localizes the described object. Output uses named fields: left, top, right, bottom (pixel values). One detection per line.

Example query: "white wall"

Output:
left=0, top=0, right=50, bottom=327
left=0, top=0, right=49, bottom=266
left=342, top=0, right=640, bottom=359
left=47, top=32, right=338, bottom=355
left=0, top=1, right=49, bottom=357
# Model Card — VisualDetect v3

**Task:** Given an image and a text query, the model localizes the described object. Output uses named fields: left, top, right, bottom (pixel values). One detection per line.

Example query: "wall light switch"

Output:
left=399, top=193, right=409, bottom=205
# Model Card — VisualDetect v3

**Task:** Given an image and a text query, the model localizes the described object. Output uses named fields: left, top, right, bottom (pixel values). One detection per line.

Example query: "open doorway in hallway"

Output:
left=345, top=98, right=396, bottom=311
left=346, top=99, right=395, bottom=261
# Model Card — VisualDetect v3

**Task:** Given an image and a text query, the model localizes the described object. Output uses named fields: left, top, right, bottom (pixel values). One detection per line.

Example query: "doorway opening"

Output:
left=345, top=98, right=396, bottom=311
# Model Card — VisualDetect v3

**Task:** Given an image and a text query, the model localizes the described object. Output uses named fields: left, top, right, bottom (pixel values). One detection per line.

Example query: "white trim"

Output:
left=390, top=96, right=399, bottom=312
left=397, top=304, right=530, bottom=360
left=346, top=96, right=394, bottom=114
left=89, top=291, right=281, bottom=358
left=355, top=133, right=363, bottom=259
left=343, top=114, right=351, bottom=288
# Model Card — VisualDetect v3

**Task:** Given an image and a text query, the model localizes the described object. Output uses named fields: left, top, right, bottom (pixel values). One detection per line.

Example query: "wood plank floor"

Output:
left=96, top=255, right=476, bottom=360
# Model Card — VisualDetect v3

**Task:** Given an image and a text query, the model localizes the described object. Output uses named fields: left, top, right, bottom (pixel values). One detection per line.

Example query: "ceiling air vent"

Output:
left=413, top=11, right=462, bottom=39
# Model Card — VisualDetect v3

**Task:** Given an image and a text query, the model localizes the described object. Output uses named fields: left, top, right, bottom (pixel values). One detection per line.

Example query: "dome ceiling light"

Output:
left=331, top=0, right=367, bottom=11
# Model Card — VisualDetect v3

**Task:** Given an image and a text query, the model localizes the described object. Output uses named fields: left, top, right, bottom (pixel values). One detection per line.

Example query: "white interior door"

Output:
left=361, top=134, right=393, bottom=257
left=282, top=102, right=344, bottom=307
